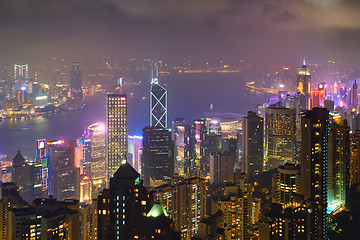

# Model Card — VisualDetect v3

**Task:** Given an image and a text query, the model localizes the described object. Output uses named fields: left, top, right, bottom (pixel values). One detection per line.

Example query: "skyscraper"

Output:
left=273, top=163, right=300, bottom=205
left=95, top=162, right=151, bottom=239
left=351, top=80, right=358, bottom=108
left=142, top=127, right=174, bottom=187
left=265, top=103, right=296, bottom=170
left=300, top=108, right=329, bottom=239
left=350, top=130, right=360, bottom=186
left=242, top=111, right=264, bottom=177
left=47, top=140, right=80, bottom=201
left=328, top=111, right=349, bottom=208
left=150, top=64, right=167, bottom=128
left=14, top=64, right=28, bottom=80
left=11, top=151, right=32, bottom=203
left=70, top=62, right=82, bottom=99
left=106, top=94, right=127, bottom=182
left=297, top=60, right=311, bottom=111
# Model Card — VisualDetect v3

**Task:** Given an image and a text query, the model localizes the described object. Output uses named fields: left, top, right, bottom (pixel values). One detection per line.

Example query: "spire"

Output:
left=303, top=56, right=306, bottom=66
left=151, top=62, right=159, bottom=84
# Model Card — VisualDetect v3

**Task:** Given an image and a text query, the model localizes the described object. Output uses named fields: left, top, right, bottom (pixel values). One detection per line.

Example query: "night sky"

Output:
left=1, top=0, right=360, bottom=65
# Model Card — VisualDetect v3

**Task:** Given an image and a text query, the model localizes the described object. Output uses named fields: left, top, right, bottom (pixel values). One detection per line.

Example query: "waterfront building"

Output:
left=142, top=127, right=174, bottom=187
left=300, top=108, right=328, bottom=239
left=128, top=135, right=143, bottom=173
left=47, top=140, right=80, bottom=201
left=242, top=111, right=264, bottom=177
left=14, top=64, right=28, bottom=80
left=87, top=122, right=106, bottom=197
left=106, top=93, right=127, bottom=182
left=265, top=103, right=296, bottom=170
left=154, top=177, right=207, bottom=239
left=150, top=64, right=168, bottom=128
left=70, top=62, right=82, bottom=99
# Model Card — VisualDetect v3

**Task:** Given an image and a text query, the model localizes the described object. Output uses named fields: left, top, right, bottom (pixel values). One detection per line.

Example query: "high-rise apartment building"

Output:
left=328, top=112, right=350, bottom=207
left=218, top=184, right=252, bottom=240
left=150, top=65, right=167, bottom=128
left=154, top=177, right=207, bottom=239
left=300, top=108, right=328, bottom=239
left=265, top=103, right=296, bottom=169
left=142, top=127, right=174, bottom=187
left=106, top=94, right=127, bottom=182
left=350, top=130, right=360, bottom=186
left=242, top=111, right=264, bottom=177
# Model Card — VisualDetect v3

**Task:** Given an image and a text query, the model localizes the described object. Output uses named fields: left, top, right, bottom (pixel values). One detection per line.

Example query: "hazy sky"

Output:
left=1, top=0, right=360, bottom=65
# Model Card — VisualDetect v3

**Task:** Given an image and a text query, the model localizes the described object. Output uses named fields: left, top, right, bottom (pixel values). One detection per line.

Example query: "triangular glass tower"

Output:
left=150, top=64, right=167, bottom=128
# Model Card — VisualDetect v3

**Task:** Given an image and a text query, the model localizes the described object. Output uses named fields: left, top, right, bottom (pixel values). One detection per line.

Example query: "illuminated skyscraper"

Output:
left=106, top=94, right=127, bottom=182
left=351, top=80, right=358, bottom=108
left=128, top=135, right=143, bottom=173
left=328, top=112, right=349, bottom=207
left=300, top=108, right=328, bottom=239
left=87, top=122, right=106, bottom=197
left=47, top=140, right=80, bottom=201
left=154, top=177, right=206, bottom=239
left=273, top=163, right=300, bottom=205
left=297, top=60, right=311, bottom=110
left=350, top=130, right=360, bottom=186
left=242, top=111, right=264, bottom=177
left=14, top=64, right=28, bottom=80
left=70, top=62, right=82, bottom=99
left=150, top=65, right=167, bottom=128
left=265, top=103, right=296, bottom=170
left=142, top=127, right=174, bottom=187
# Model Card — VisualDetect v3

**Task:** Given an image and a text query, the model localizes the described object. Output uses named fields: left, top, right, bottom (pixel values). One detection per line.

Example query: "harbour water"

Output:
left=0, top=72, right=272, bottom=160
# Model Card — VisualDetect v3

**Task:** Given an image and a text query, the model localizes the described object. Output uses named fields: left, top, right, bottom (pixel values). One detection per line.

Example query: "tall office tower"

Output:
left=265, top=103, right=296, bottom=170
left=80, top=175, right=91, bottom=204
left=350, top=130, right=360, bottom=186
left=150, top=64, right=167, bottom=128
left=142, top=127, right=174, bottom=187
left=172, top=118, right=187, bottom=176
left=242, top=111, right=264, bottom=177
left=210, top=152, right=234, bottom=184
left=218, top=184, right=252, bottom=240
left=300, top=108, right=329, bottom=240
left=297, top=60, right=311, bottom=110
left=47, top=140, right=80, bottom=201
left=11, top=151, right=32, bottom=203
left=70, top=62, right=82, bottom=99
left=312, top=90, right=324, bottom=108
left=328, top=112, right=350, bottom=208
left=95, top=162, right=152, bottom=239
left=87, top=122, right=106, bottom=197
left=106, top=94, right=127, bottom=182
left=194, top=119, right=207, bottom=176
left=154, top=177, right=207, bottom=239
left=273, top=163, right=300, bottom=205
left=0, top=183, right=29, bottom=239
left=14, top=64, right=28, bottom=80
left=351, top=80, right=358, bottom=108
left=128, top=135, right=143, bottom=173
left=36, top=139, right=49, bottom=197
